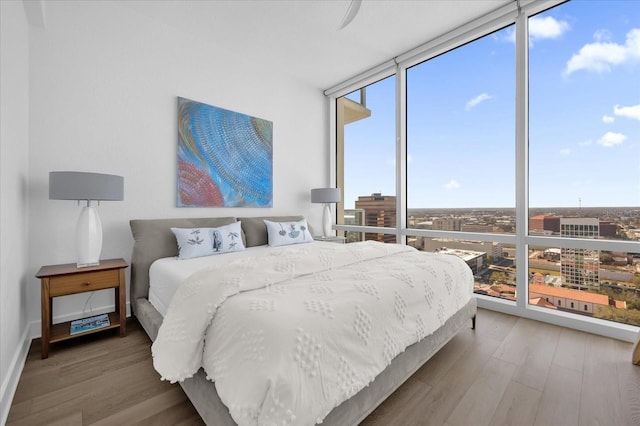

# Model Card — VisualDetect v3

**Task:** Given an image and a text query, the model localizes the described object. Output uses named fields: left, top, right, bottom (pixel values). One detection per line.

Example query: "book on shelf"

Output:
left=70, top=313, right=110, bottom=335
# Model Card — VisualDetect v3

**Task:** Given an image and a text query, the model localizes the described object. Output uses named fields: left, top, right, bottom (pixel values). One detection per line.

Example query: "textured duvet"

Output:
left=152, top=241, right=473, bottom=425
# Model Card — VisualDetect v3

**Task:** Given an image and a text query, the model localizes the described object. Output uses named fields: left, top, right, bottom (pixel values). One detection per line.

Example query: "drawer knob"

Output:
left=82, top=282, right=91, bottom=286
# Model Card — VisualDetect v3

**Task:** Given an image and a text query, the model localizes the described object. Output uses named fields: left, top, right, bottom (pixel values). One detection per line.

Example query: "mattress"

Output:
left=149, top=242, right=329, bottom=316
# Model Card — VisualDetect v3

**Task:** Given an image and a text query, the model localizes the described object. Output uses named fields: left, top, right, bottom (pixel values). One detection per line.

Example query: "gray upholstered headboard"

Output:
left=129, top=215, right=308, bottom=316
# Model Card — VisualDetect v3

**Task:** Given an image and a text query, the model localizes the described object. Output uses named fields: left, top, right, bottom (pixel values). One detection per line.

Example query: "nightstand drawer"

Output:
left=49, top=269, right=119, bottom=296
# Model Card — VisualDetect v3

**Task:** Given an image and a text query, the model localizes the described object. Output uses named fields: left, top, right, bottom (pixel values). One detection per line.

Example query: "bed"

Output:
left=129, top=215, right=477, bottom=425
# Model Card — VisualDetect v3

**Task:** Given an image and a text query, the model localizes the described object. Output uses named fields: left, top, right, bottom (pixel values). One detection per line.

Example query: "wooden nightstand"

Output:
left=313, top=236, right=346, bottom=244
left=36, top=258, right=128, bottom=359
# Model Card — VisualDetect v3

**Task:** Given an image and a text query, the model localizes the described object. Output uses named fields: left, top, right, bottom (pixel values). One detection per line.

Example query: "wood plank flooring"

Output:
left=6, top=309, right=640, bottom=425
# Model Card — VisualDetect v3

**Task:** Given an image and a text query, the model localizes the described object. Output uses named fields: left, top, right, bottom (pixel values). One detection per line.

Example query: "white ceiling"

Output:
left=116, top=0, right=512, bottom=90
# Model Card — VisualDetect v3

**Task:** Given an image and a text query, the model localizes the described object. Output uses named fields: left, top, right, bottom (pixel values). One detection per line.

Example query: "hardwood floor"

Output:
left=364, top=309, right=640, bottom=426
left=6, top=319, right=203, bottom=426
left=7, top=309, right=640, bottom=425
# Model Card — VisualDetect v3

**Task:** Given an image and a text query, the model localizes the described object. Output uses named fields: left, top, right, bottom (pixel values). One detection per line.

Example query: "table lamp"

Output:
left=49, top=171, right=124, bottom=267
left=311, top=187, right=341, bottom=238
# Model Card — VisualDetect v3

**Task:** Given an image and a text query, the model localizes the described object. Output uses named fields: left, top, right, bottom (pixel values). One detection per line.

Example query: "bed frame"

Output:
left=129, top=216, right=477, bottom=425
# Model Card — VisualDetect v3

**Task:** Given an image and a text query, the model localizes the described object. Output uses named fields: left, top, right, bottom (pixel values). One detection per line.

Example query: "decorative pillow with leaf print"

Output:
left=263, top=219, right=313, bottom=247
left=171, top=221, right=245, bottom=259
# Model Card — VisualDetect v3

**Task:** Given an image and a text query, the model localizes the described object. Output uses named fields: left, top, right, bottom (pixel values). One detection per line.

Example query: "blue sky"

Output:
left=343, top=0, right=639, bottom=209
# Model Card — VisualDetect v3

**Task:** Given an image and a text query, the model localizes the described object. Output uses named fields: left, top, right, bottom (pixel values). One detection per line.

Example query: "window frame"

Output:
left=328, top=0, right=639, bottom=342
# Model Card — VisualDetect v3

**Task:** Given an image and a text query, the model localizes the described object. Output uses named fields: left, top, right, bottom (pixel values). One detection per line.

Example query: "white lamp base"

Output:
left=76, top=205, right=102, bottom=267
left=322, top=203, right=332, bottom=237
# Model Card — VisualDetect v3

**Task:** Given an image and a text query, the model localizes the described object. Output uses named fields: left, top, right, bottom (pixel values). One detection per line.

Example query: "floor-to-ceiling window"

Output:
left=337, top=76, right=397, bottom=244
left=528, top=0, right=640, bottom=326
left=331, top=0, right=639, bottom=338
left=406, top=24, right=516, bottom=301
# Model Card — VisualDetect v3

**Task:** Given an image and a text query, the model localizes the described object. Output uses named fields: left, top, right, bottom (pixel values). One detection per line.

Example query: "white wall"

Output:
left=25, top=0, right=328, bottom=327
left=0, top=0, right=31, bottom=421
left=0, top=1, right=328, bottom=413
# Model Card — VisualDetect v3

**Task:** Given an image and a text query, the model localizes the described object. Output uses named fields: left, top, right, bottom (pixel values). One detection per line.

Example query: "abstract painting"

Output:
left=177, top=97, right=273, bottom=207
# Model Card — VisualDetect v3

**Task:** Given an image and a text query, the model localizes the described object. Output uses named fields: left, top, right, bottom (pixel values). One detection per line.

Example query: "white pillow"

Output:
left=264, top=219, right=313, bottom=247
left=171, top=221, right=245, bottom=259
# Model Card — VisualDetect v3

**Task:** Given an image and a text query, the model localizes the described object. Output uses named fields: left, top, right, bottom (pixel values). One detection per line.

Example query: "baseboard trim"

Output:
left=2, top=302, right=132, bottom=424
left=0, top=323, right=31, bottom=425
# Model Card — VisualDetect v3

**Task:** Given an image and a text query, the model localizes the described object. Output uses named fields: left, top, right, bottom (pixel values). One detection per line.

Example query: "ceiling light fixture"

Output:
left=338, top=0, right=362, bottom=30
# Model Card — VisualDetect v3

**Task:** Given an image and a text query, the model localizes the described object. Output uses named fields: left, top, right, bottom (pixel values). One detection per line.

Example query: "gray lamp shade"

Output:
left=311, top=188, right=341, bottom=204
left=49, top=171, right=124, bottom=201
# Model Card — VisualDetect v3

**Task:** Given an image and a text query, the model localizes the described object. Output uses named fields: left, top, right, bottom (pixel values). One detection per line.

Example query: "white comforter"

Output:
left=152, top=241, right=473, bottom=426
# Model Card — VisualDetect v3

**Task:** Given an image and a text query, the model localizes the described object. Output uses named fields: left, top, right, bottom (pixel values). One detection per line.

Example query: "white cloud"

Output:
left=593, top=29, right=612, bottom=42
left=614, top=104, right=640, bottom=121
left=564, top=28, right=640, bottom=76
left=444, top=180, right=460, bottom=190
left=500, top=16, right=569, bottom=45
left=560, top=148, right=571, bottom=156
left=465, top=93, right=493, bottom=110
left=602, top=115, right=615, bottom=124
left=530, top=16, right=571, bottom=41
left=578, top=140, right=593, bottom=147
left=596, top=131, right=627, bottom=147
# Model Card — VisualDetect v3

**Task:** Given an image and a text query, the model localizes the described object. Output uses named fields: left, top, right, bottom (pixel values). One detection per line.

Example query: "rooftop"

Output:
left=529, top=284, right=609, bottom=305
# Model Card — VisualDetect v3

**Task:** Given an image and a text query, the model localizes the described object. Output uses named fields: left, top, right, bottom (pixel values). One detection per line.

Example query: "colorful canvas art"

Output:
left=177, top=97, right=273, bottom=207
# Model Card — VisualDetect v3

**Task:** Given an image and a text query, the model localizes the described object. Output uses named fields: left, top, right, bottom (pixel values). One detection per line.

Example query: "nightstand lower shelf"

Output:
left=50, top=312, right=122, bottom=343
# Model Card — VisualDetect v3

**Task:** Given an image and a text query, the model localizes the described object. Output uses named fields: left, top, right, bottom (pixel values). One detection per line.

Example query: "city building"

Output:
left=434, top=247, right=487, bottom=275
left=598, top=221, right=618, bottom=239
left=528, top=283, right=626, bottom=315
left=355, top=193, right=396, bottom=243
left=627, top=228, right=640, bottom=240
left=343, top=208, right=365, bottom=243
left=420, top=238, right=503, bottom=261
left=560, top=218, right=600, bottom=289
left=432, top=217, right=461, bottom=231
left=529, top=215, right=561, bottom=234
left=344, top=208, right=365, bottom=226
left=413, top=220, right=433, bottom=229
left=460, top=223, right=494, bottom=233
left=543, top=248, right=561, bottom=262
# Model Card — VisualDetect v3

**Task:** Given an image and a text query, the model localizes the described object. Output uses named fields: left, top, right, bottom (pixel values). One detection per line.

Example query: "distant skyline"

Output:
left=343, top=0, right=639, bottom=210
